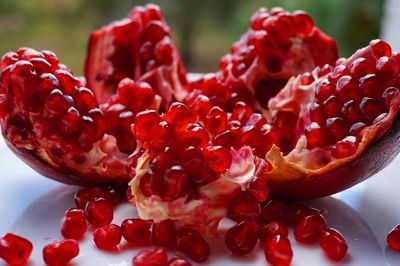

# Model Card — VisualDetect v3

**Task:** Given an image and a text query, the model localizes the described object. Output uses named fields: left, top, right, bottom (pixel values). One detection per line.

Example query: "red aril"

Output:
left=319, top=228, right=348, bottom=261
left=43, top=239, right=79, bottom=266
left=93, top=224, right=122, bottom=250
left=176, top=228, right=210, bottom=262
left=0, top=233, right=33, bottom=265
left=152, top=219, right=177, bottom=248
left=85, top=198, right=113, bottom=227
left=260, top=199, right=286, bottom=223
left=168, top=257, right=192, bottom=266
left=294, top=213, right=327, bottom=244
left=264, top=234, right=293, bottom=266
left=285, top=204, right=320, bottom=226
left=121, top=218, right=152, bottom=245
left=225, top=221, right=258, bottom=255
left=387, top=224, right=400, bottom=251
left=132, top=247, right=168, bottom=266
left=227, top=192, right=261, bottom=222
left=60, top=208, right=87, bottom=240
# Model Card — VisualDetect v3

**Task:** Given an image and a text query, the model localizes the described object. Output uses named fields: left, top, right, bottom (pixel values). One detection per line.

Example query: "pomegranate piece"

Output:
left=121, top=218, right=152, bottom=245
left=85, top=198, right=113, bottom=227
left=319, top=228, right=348, bottom=261
left=227, top=192, right=261, bottom=222
left=60, top=208, right=87, bottom=240
left=152, top=219, right=177, bottom=248
left=176, top=228, right=210, bottom=262
left=0, top=233, right=33, bottom=265
left=264, top=235, right=293, bottom=266
left=168, top=257, right=192, bottom=266
left=93, top=224, right=122, bottom=250
left=294, top=213, right=327, bottom=244
left=43, top=239, right=79, bottom=266
left=266, top=39, right=400, bottom=199
left=387, top=224, right=400, bottom=251
left=258, top=221, right=289, bottom=242
left=0, top=48, right=129, bottom=186
left=260, top=199, right=286, bottom=223
left=285, top=203, right=320, bottom=226
left=132, top=247, right=168, bottom=266
left=225, top=221, right=258, bottom=255
left=85, top=4, right=187, bottom=110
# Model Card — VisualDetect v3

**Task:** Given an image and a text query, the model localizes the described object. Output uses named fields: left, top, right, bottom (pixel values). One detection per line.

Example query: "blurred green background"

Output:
left=0, top=0, right=384, bottom=74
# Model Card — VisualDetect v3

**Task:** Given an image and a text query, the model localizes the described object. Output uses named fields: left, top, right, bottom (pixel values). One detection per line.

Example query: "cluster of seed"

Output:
left=0, top=48, right=106, bottom=152
left=102, top=78, right=158, bottom=153
left=225, top=194, right=348, bottom=264
left=305, top=40, right=400, bottom=158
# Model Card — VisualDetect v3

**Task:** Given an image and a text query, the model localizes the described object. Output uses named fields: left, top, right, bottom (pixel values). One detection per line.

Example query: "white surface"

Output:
left=0, top=144, right=400, bottom=265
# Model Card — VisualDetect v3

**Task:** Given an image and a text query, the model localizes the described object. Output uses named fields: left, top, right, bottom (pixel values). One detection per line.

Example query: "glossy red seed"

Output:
left=231, top=102, right=253, bottom=123
left=139, top=172, right=163, bottom=197
left=294, top=213, right=327, bottom=244
left=93, top=224, right=122, bottom=250
left=121, top=219, right=152, bottom=245
left=180, top=123, right=209, bottom=149
left=74, top=188, right=105, bottom=209
left=305, top=122, right=328, bottom=148
left=168, top=257, right=192, bottom=266
left=247, top=177, right=270, bottom=203
left=225, top=221, right=258, bottom=255
left=285, top=204, right=320, bottom=226
left=370, top=39, right=392, bottom=58
left=133, top=247, right=168, bottom=266
left=315, top=79, right=333, bottom=102
left=376, top=56, right=399, bottom=78
left=61, top=208, right=87, bottom=240
left=382, top=87, right=400, bottom=108
left=205, top=106, right=228, bottom=134
left=43, top=239, right=79, bottom=266
left=164, top=102, right=192, bottom=128
left=349, top=122, right=366, bottom=136
left=227, top=192, right=261, bottom=222
left=360, top=97, right=385, bottom=123
left=85, top=198, right=113, bottom=227
left=310, top=103, right=325, bottom=124
left=203, top=146, right=232, bottom=173
left=0, top=233, right=33, bottom=265
left=350, top=57, right=374, bottom=77
left=332, top=136, right=358, bottom=158
left=261, top=199, right=286, bottom=223
left=264, top=235, right=293, bottom=266
left=335, top=75, right=359, bottom=101
left=342, top=100, right=362, bottom=123
left=176, top=228, right=210, bottom=262
left=163, top=165, right=188, bottom=200
left=323, top=95, right=342, bottom=117
left=134, top=110, right=160, bottom=141
left=258, top=221, right=289, bottom=242
left=387, top=225, right=400, bottom=251
left=152, top=219, right=176, bottom=248
left=319, top=228, right=348, bottom=261
left=325, top=117, right=348, bottom=142
left=359, top=74, right=380, bottom=98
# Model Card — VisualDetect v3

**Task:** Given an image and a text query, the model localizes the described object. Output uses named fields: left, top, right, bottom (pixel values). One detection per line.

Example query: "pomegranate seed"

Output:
left=376, top=56, right=399, bottom=78
left=370, top=39, right=392, bottom=58
left=293, top=11, right=314, bottom=35
left=60, top=208, right=87, bottom=240
left=258, top=221, right=289, bottom=242
left=93, top=224, right=122, bottom=250
left=164, top=102, right=192, bottom=128
left=205, top=106, right=228, bottom=134
left=163, top=165, right=189, bottom=200
left=319, top=228, right=348, bottom=261
left=294, top=213, right=327, bottom=244
left=305, top=122, right=328, bottom=148
left=74, top=187, right=105, bottom=209
left=152, top=219, right=176, bottom=248
left=332, top=136, right=358, bottom=158
left=121, top=219, right=152, bottom=245
left=43, top=239, right=79, bottom=266
left=176, top=228, right=210, bottom=262
left=85, top=198, right=113, bottom=227
left=168, top=257, right=192, bottom=266
left=264, top=235, right=293, bottom=266
left=360, top=97, right=385, bottom=123
left=225, top=221, right=258, bottom=255
left=227, top=192, right=261, bottom=222
left=323, top=95, right=342, bottom=117
left=134, top=110, right=160, bottom=141
left=260, top=199, right=286, bottom=223
left=0, top=233, right=33, bottom=265
left=203, top=146, right=232, bottom=173
left=350, top=57, right=374, bottom=77
left=132, top=247, right=168, bottom=266
left=247, top=177, right=270, bottom=202
left=285, top=203, right=320, bottom=226
left=315, top=79, right=333, bottom=102
left=387, top=224, right=400, bottom=251
left=325, top=117, right=348, bottom=142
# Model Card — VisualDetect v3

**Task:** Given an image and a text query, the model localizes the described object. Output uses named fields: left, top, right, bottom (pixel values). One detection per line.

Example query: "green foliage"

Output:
left=0, top=0, right=384, bottom=74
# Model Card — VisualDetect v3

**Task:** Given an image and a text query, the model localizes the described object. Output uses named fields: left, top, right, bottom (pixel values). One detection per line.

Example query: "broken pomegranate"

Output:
left=85, top=4, right=187, bottom=110
left=0, top=233, right=33, bottom=265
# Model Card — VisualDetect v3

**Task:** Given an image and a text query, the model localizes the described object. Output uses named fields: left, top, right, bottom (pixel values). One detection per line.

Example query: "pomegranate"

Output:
left=85, top=4, right=187, bottom=109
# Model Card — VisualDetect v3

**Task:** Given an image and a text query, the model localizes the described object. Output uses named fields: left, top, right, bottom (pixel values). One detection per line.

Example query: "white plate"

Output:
left=0, top=139, right=400, bottom=266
